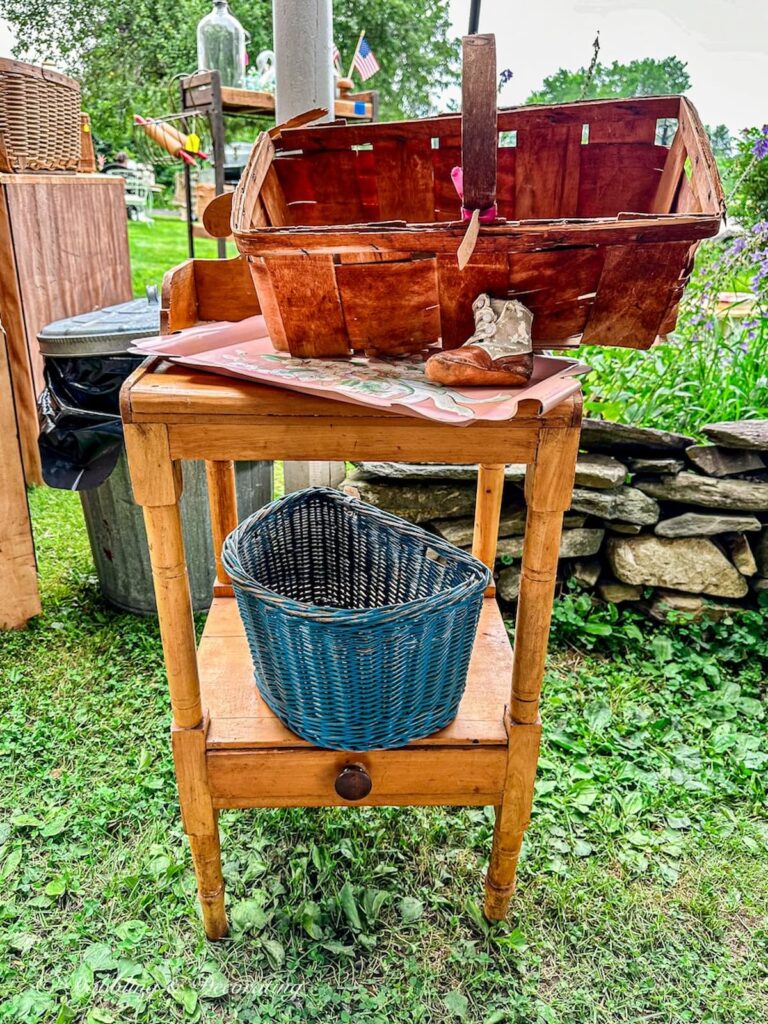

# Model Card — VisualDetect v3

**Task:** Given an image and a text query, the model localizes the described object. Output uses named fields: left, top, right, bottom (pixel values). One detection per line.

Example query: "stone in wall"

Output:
left=597, top=580, right=642, bottom=603
left=754, top=528, right=768, bottom=576
left=579, top=419, right=695, bottom=454
left=607, top=535, right=748, bottom=598
left=627, top=457, right=685, bottom=475
left=648, top=590, right=744, bottom=623
left=340, top=479, right=475, bottom=523
left=702, top=420, right=768, bottom=450
left=570, top=559, right=601, bottom=587
left=655, top=512, right=763, bottom=538
left=685, top=445, right=765, bottom=478
left=497, top=528, right=604, bottom=560
left=636, top=472, right=768, bottom=512
left=570, top=485, right=660, bottom=525
left=432, top=510, right=587, bottom=547
left=574, top=454, right=627, bottom=489
left=607, top=522, right=643, bottom=535
left=354, top=457, right=627, bottom=490
left=497, top=565, right=521, bottom=602
left=350, top=462, right=527, bottom=483
left=726, top=535, right=757, bottom=576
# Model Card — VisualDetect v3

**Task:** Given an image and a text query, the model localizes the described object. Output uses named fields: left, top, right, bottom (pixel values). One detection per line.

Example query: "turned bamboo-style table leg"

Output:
left=484, top=423, right=580, bottom=920
left=124, top=425, right=229, bottom=939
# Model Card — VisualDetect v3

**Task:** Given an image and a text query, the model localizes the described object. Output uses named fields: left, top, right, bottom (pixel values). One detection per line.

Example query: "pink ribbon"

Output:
left=451, top=166, right=497, bottom=222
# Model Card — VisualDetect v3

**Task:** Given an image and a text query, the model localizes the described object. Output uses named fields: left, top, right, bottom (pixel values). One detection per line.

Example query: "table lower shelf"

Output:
left=199, top=596, right=513, bottom=750
left=197, top=596, right=521, bottom=809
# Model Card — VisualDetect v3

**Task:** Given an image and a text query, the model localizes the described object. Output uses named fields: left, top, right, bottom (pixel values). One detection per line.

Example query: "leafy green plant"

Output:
left=728, top=126, right=768, bottom=225
left=581, top=223, right=768, bottom=433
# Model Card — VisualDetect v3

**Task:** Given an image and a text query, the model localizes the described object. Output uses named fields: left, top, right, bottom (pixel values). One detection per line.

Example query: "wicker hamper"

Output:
left=221, top=488, right=492, bottom=751
left=231, top=40, right=724, bottom=359
left=0, top=59, right=81, bottom=173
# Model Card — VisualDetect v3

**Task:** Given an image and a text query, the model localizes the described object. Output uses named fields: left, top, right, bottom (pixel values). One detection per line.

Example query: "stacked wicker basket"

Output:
left=0, top=58, right=81, bottom=172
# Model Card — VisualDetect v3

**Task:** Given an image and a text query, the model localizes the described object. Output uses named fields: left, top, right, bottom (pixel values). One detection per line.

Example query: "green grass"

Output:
left=1, top=488, right=767, bottom=1023
left=127, top=218, right=236, bottom=297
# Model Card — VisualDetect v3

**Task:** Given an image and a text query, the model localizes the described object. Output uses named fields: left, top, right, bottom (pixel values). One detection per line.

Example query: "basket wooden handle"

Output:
left=461, top=33, right=497, bottom=214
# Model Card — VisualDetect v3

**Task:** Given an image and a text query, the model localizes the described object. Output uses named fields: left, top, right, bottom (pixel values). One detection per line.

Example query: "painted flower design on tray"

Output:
left=132, top=315, right=588, bottom=424
left=218, top=349, right=511, bottom=420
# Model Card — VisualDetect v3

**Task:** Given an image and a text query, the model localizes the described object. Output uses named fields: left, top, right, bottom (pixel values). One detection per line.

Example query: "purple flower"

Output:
left=499, top=68, right=514, bottom=86
left=753, top=125, right=768, bottom=159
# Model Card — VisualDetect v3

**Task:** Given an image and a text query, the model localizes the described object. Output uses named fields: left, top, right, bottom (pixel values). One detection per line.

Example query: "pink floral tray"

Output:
left=133, top=316, right=589, bottom=425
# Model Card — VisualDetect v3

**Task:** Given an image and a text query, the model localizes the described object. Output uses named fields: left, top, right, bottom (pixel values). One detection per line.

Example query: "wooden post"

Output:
left=0, top=324, right=41, bottom=629
left=484, top=725, right=540, bottom=920
left=205, top=460, right=238, bottom=585
left=78, top=114, right=97, bottom=173
left=124, top=422, right=228, bottom=938
left=484, top=415, right=581, bottom=920
left=472, top=463, right=505, bottom=597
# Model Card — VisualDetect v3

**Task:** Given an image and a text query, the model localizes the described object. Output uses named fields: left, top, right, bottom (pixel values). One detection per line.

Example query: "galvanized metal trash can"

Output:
left=37, top=291, right=273, bottom=614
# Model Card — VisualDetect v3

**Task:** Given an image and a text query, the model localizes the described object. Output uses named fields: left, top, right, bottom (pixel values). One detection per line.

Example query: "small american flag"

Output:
left=332, top=42, right=341, bottom=68
left=353, top=37, right=379, bottom=81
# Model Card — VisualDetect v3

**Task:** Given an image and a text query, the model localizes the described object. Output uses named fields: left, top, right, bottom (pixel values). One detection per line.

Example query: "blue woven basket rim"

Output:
left=221, top=487, right=492, bottom=625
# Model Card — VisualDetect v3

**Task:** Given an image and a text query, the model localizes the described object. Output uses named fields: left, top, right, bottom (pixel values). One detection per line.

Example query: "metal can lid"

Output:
left=38, top=288, right=160, bottom=357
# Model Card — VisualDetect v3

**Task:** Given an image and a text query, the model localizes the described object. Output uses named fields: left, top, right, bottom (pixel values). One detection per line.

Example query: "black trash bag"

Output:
left=37, top=354, right=143, bottom=491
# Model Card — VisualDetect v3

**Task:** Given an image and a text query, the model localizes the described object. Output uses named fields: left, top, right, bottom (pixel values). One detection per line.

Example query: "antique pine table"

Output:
left=121, top=260, right=582, bottom=940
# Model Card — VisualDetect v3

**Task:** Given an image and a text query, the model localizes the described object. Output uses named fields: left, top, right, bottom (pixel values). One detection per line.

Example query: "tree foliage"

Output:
left=706, top=124, right=733, bottom=159
left=527, top=56, right=691, bottom=105
left=6, top=0, right=458, bottom=153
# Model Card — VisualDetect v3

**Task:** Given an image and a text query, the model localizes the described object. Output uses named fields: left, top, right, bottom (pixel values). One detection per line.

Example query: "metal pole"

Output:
left=183, top=162, right=195, bottom=258
left=469, top=0, right=482, bottom=34
left=272, top=0, right=344, bottom=492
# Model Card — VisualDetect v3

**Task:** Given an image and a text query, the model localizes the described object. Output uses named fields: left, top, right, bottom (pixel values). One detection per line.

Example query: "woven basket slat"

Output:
left=222, top=488, right=492, bottom=751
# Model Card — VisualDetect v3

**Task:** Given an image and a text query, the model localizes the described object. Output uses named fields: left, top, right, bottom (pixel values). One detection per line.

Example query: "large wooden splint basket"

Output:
left=231, top=37, right=724, bottom=358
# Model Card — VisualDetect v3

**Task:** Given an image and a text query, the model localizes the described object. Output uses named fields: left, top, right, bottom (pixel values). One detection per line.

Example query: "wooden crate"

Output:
left=0, top=172, right=132, bottom=482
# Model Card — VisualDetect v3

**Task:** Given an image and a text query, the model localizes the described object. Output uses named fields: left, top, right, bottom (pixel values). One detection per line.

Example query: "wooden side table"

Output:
left=122, top=346, right=580, bottom=940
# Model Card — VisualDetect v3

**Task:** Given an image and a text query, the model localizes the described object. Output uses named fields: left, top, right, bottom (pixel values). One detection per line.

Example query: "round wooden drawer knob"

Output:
left=334, top=763, right=372, bottom=801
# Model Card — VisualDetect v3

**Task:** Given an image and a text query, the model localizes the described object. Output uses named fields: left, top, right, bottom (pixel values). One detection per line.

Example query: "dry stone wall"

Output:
left=340, top=418, right=768, bottom=621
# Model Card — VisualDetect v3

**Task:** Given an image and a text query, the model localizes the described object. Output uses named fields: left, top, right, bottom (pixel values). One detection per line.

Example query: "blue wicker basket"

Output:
left=221, top=487, right=492, bottom=751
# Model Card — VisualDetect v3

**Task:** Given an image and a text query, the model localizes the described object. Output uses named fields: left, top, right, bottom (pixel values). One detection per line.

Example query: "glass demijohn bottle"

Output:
left=196, top=1, right=247, bottom=89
